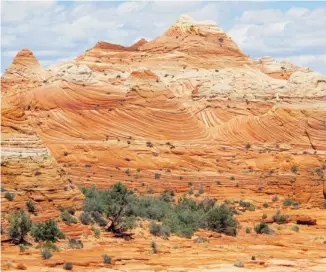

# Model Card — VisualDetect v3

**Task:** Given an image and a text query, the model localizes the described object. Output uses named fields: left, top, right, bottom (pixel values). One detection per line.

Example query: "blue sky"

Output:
left=1, top=1, right=326, bottom=74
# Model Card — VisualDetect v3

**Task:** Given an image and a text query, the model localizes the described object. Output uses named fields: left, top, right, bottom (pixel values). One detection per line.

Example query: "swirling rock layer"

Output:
left=1, top=14, right=326, bottom=272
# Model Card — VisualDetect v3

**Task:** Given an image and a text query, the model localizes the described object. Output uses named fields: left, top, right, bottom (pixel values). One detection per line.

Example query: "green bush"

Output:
left=68, top=238, right=83, bottom=249
left=4, top=192, right=15, bottom=201
left=263, top=203, right=269, bottom=208
left=61, top=210, right=77, bottom=225
left=291, top=166, right=297, bottom=174
left=103, top=254, right=112, bottom=264
left=291, top=225, right=299, bottom=232
left=7, top=209, right=32, bottom=244
left=283, top=198, right=300, bottom=207
left=239, top=201, right=255, bottom=211
left=262, top=214, right=267, bottom=220
left=31, top=220, right=65, bottom=242
left=41, top=248, right=53, bottom=259
left=207, top=204, right=239, bottom=236
left=149, top=222, right=170, bottom=237
left=254, top=222, right=273, bottom=234
left=82, top=183, right=240, bottom=239
left=26, top=200, right=36, bottom=213
left=91, top=211, right=108, bottom=226
left=245, top=227, right=251, bottom=234
left=63, top=262, right=73, bottom=270
left=272, top=211, right=289, bottom=224
left=79, top=212, right=93, bottom=225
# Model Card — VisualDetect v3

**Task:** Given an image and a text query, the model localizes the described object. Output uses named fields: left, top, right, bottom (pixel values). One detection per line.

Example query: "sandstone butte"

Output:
left=1, top=15, right=326, bottom=271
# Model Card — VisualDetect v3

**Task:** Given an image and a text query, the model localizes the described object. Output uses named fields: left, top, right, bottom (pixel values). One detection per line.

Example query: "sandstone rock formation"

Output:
left=1, top=14, right=326, bottom=272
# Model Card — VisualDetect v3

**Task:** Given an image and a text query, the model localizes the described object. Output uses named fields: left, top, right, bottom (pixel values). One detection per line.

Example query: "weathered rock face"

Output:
left=1, top=50, right=84, bottom=219
left=1, top=14, right=326, bottom=272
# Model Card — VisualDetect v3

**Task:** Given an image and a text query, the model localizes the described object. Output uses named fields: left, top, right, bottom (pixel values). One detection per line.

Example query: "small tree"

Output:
left=7, top=210, right=32, bottom=244
left=207, top=204, right=239, bottom=236
left=31, top=220, right=65, bottom=242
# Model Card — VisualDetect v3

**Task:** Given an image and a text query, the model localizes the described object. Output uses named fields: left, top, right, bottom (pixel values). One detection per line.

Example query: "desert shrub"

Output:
left=41, top=248, right=53, bottom=259
left=79, top=212, right=93, bottom=225
left=91, top=211, right=107, bottom=226
left=94, top=228, right=101, bottom=238
left=263, top=203, right=269, bottom=208
left=272, top=211, right=289, bottom=224
left=262, top=214, right=267, bottom=220
left=7, top=209, right=32, bottom=244
left=324, top=200, right=326, bottom=209
left=151, top=241, right=158, bottom=254
left=154, top=173, right=161, bottom=179
left=41, top=241, right=59, bottom=251
left=254, top=222, right=273, bottom=234
left=68, top=238, right=83, bottom=249
left=199, top=187, right=204, bottom=194
left=272, top=195, right=279, bottom=202
left=146, top=141, right=153, bottom=147
left=291, top=166, right=297, bottom=174
left=194, top=236, right=208, bottom=243
left=63, top=262, right=73, bottom=270
left=283, top=198, right=300, bottom=207
left=245, top=227, right=251, bottom=233
left=31, top=220, right=65, bottom=242
left=61, top=210, right=77, bottom=225
left=245, top=143, right=251, bottom=149
left=4, top=192, right=15, bottom=201
left=160, top=190, right=173, bottom=203
left=103, top=254, right=112, bottom=264
left=149, top=222, right=170, bottom=237
left=239, top=200, right=255, bottom=211
left=26, top=200, right=36, bottom=213
left=207, top=204, right=239, bottom=236
left=292, top=225, right=299, bottom=232
left=188, top=188, right=193, bottom=195
left=82, top=183, right=239, bottom=239
left=19, top=244, right=28, bottom=252
left=251, top=256, right=256, bottom=261
left=230, top=176, right=235, bottom=181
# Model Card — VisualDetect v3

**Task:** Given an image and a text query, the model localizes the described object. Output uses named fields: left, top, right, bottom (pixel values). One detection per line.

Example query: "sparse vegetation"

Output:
left=61, top=210, right=78, bottom=225
left=149, top=222, right=170, bottom=237
left=292, top=225, right=299, bottom=232
left=262, top=214, right=267, bottom=220
left=103, top=254, right=112, bottom=264
left=239, top=200, right=255, bottom=211
left=79, top=212, right=93, bottom=225
left=154, top=173, right=161, bottom=179
left=4, top=192, right=15, bottom=201
left=291, top=166, right=297, bottom=174
left=68, top=238, right=83, bottom=249
left=41, top=248, right=53, bottom=259
left=272, top=211, right=289, bottom=224
left=26, top=200, right=36, bottom=213
left=245, top=227, right=251, bottom=234
left=255, top=222, right=273, bottom=234
left=7, top=209, right=32, bottom=244
left=63, top=262, right=73, bottom=270
left=272, top=195, right=279, bottom=202
left=31, top=220, right=65, bottom=242
left=263, top=203, right=269, bottom=208
left=81, top=183, right=239, bottom=238
left=283, top=198, right=300, bottom=207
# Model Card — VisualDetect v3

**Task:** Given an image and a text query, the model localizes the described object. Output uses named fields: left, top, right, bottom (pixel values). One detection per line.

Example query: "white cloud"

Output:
left=1, top=2, right=326, bottom=75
